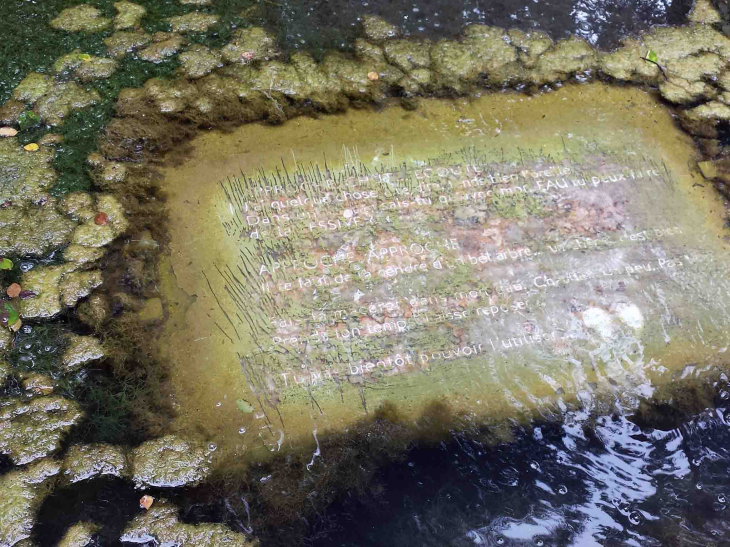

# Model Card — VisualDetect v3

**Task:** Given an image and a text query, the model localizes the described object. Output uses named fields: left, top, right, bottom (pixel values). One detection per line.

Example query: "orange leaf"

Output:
left=6, top=283, right=21, bottom=298
left=139, top=495, right=154, bottom=510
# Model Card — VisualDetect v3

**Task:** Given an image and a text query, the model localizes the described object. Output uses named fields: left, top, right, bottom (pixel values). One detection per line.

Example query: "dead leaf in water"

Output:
left=23, top=143, right=39, bottom=152
left=6, top=283, right=21, bottom=298
left=0, top=127, right=17, bottom=137
left=139, top=495, right=154, bottom=510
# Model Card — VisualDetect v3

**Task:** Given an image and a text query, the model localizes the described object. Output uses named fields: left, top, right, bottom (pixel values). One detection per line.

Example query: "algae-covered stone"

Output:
left=141, top=77, right=199, bottom=114
left=221, top=27, right=280, bottom=64
left=62, top=335, right=105, bottom=371
left=62, top=443, right=128, bottom=484
left=508, top=29, right=554, bottom=68
left=36, top=82, right=101, bottom=126
left=383, top=40, right=431, bottom=72
left=21, top=373, right=55, bottom=395
left=430, top=26, right=517, bottom=91
left=0, top=330, right=11, bottom=352
left=114, top=1, right=146, bottom=30
left=38, top=133, right=63, bottom=146
left=0, top=360, right=9, bottom=385
left=76, top=294, right=110, bottom=327
left=58, top=522, right=100, bottom=547
left=179, top=44, right=223, bottom=79
left=689, top=0, right=722, bottom=24
left=59, top=270, right=103, bottom=307
left=0, top=203, right=76, bottom=257
left=660, top=77, right=717, bottom=104
left=600, top=25, right=730, bottom=85
left=0, top=396, right=83, bottom=465
left=0, top=459, right=61, bottom=547
left=11, top=73, right=52, bottom=106
left=527, top=37, right=597, bottom=85
left=0, top=137, right=57, bottom=203
left=63, top=245, right=106, bottom=264
left=680, top=100, right=730, bottom=138
left=62, top=191, right=95, bottom=220
left=180, top=0, right=212, bottom=3
left=50, top=5, right=111, bottom=33
left=138, top=32, right=186, bottom=63
left=321, top=52, right=387, bottom=102
left=361, top=14, right=400, bottom=41
left=168, top=12, right=219, bottom=33
left=71, top=194, right=129, bottom=247
left=0, top=100, right=25, bottom=126
left=104, top=30, right=152, bottom=58
left=19, top=263, right=77, bottom=319
left=53, top=50, right=118, bottom=82
left=121, top=502, right=254, bottom=546
left=130, top=435, right=214, bottom=488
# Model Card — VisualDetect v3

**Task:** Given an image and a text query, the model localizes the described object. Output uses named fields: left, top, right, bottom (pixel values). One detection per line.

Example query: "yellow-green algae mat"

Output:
left=158, top=82, right=730, bottom=469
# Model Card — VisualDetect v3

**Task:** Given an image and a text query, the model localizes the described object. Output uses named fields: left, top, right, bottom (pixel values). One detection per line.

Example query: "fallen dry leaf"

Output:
left=94, top=212, right=109, bottom=225
left=367, top=71, right=379, bottom=81
left=10, top=319, right=21, bottom=332
left=23, top=143, right=39, bottom=152
left=6, top=283, right=21, bottom=298
left=139, top=495, right=154, bottom=510
left=0, top=127, right=18, bottom=137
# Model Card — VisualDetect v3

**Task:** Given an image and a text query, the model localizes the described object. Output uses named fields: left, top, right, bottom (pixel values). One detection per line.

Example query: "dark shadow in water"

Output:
left=261, top=0, right=693, bottom=55
left=304, top=404, right=730, bottom=546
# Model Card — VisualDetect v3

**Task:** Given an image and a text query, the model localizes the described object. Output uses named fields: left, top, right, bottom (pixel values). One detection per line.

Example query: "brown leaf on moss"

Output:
left=139, top=495, right=154, bottom=510
left=94, top=212, right=109, bottom=225
left=6, top=283, right=21, bottom=298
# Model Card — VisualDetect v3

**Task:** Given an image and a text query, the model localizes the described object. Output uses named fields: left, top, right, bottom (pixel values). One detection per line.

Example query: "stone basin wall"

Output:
left=2, top=0, right=730, bottom=545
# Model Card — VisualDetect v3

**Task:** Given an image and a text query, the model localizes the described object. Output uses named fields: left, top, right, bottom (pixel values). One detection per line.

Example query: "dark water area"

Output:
left=262, top=0, right=693, bottom=53
left=298, top=400, right=730, bottom=547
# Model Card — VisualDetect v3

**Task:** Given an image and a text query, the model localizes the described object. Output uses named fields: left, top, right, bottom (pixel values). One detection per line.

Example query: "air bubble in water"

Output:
left=495, top=537, right=505, bottom=545
left=718, top=494, right=727, bottom=504
left=697, top=483, right=704, bottom=490
left=239, top=427, right=246, bottom=434
left=628, top=511, right=644, bottom=525
left=529, top=461, right=541, bottom=471
left=558, top=485, right=568, bottom=495
left=208, top=443, right=217, bottom=451
left=535, top=540, right=544, bottom=546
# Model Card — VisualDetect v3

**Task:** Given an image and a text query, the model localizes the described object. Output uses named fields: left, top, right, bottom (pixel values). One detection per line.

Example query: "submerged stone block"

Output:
left=130, top=434, right=213, bottom=488
left=50, top=5, right=111, bottom=33
left=0, top=396, right=83, bottom=465
left=61, top=443, right=128, bottom=483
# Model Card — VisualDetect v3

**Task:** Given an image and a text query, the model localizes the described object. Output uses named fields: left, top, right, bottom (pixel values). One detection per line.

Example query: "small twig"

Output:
left=641, top=56, right=668, bottom=81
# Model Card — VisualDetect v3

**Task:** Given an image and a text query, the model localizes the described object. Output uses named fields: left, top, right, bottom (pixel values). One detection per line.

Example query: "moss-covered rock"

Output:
left=130, top=434, right=214, bottom=488
left=62, top=191, right=95, bottom=221
left=120, top=502, right=255, bottom=546
left=71, top=194, right=129, bottom=247
left=361, top=14, right=400, bottom=41
left=19, top=263, right=77, bottom=319
left=179, top=44, right=223, bottom=79
left=21, top=373, right=56, bottom=396
left=0, top=137, right=57, bottom=203
left=508, top=29, right=554, bottom=68
left=138, top=32, right=186, bottom=63
left=76, top=293, right=110, bottom=327
left=221, top=27, right=280, bottom=64
left=383, top=40, right=431, bottom=72
left=62, top=443, right=128, bottom=484
left=0, top=203, right=76, bottom=257
left=660, top=77, right=718, bottom=104
left=61, top=335, right=105, bottom=371
left=59, top=270, right=104, bottom=307
left=50, top=5, right=111, bottom=33
left=168, top=12, right=219, bottom=33
left=680, top=100, right=730, bottom=138
left=0, top=458, right=60, bottom=547
left=114, top=1, right=146, bottom=30
left=321, top=52, right=386, bottom=102
left=104, top=30, right=152, bottom=58
left=53, top=50, right=119, bottom=82
left=600, top=25, right=730, bottom=86
left=430, top=26, right=517, bottom=91
left=0, top=396, right=83, bottom=465
left=35, top=82, right=101, bottom=126
left=689, top=0, right=722, bottom=23
left=0, top=330, right=11, bottom=352
left=63, top=245, right=106, bottom=265
left=0, top=360, right=10, bottom=385
left=527, top=37, right=597, bottom=85
left=58, top=522, right=100, bottom=547
left=0, top=100, right=25, bottom=126
left=11, top=73, right=53, bottom=106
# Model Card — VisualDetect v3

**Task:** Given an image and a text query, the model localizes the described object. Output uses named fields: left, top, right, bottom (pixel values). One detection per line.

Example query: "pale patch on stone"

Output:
left=615, top=303, right=644, bottom=330
left=582, top=307, right=615, bottom=338
left=57, top=522, right=100, bottom=547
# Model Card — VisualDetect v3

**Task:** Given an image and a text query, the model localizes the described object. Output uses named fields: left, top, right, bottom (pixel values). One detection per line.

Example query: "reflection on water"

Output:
left=310, top=393, right=730, bottom=546
left=261, top=0, right=691, bottom=52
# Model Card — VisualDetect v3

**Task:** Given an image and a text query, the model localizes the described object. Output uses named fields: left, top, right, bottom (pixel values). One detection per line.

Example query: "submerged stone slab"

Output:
left=159, top=84, right=730, bottom=466
left=130, top=434, right=213, bottom=488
